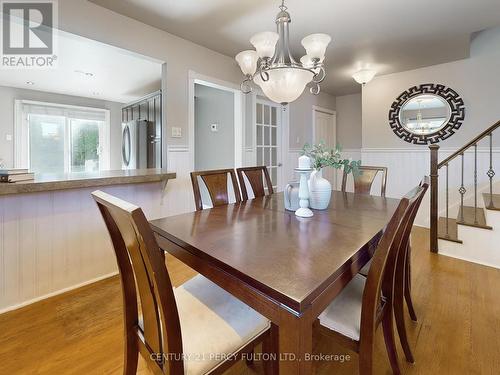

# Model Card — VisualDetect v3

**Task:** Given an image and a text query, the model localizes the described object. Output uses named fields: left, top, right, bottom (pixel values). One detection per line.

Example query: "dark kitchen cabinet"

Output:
left=121, top=90, right=162, bottom=168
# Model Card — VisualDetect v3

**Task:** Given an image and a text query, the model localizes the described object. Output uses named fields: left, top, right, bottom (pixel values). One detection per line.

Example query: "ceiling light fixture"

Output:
left=26, top=81, right=34, bottom=85
left=75, top=70, right=94, bottom=77
left=352, top=68, right=377, bottom=85
left=235, top=0, right=331, bottom=105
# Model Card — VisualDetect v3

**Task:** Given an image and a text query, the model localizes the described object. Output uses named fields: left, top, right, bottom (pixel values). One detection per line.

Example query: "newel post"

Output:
left=429, top=145, right=439, bottom=253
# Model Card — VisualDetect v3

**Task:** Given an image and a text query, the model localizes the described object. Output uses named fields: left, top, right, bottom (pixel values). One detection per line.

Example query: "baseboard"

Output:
left=0, top=271, right=119, bottom=315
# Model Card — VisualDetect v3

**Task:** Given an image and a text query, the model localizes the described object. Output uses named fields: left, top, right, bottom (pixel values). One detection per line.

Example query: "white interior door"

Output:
left=255, top=98, right=282, bottom=191
left=313, top=108, right=337, bottom=186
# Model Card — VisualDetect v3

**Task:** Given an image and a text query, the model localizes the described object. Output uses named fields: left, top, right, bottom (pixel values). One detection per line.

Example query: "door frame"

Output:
left=312, top=105, right=337, bottom=187
left=188, top=70, right=244, bottom=171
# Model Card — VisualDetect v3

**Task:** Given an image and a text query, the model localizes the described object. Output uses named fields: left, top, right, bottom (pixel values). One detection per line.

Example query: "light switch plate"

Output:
left=171, top=127, right=182, bottom=138
left=5, top=134, right=12, bottom=141
left=210, top=123, right=219, bottom=132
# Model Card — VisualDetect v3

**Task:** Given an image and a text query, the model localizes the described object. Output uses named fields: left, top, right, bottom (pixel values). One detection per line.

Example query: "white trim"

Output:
left=188, top=70, right=244, bottom=171
left=0, top=271, right=118, bottom=315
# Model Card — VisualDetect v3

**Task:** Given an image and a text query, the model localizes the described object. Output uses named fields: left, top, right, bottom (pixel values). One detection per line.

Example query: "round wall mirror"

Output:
left=399, top=94, right=451, bottom=135
left=388, top=83, right=465, bottom=144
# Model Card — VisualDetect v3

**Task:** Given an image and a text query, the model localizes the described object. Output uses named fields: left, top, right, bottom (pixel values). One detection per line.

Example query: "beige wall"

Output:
left=336, top=93, right=362, bottom=149
left=59, top=0, right=243, bottom=148
left=362, top=26, right=500, bottom=149
left=59, top=0, right=337, bottom=151
left=288, top=91, right=336, bottom=149
left=0, top=86, right=123, bottom=169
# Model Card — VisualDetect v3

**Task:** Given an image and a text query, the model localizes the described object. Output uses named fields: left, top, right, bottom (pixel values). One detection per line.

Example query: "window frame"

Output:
left=14, top=100, right=111, bottom=172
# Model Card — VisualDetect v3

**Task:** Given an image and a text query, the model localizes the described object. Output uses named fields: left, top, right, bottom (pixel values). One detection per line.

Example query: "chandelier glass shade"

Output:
left=235, top=1, right=331, bottom=104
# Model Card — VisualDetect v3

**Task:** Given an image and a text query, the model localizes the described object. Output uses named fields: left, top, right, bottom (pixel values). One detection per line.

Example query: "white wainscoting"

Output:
left=361, top=147, right=500, bottom=227
left=0, top=181, right=185, bottom=313
left=166, top=146, right=195, bottom=215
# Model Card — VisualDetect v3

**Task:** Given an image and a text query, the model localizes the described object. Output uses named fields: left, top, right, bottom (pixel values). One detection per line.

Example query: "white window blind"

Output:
left=21, top=103, right=107, bottom=121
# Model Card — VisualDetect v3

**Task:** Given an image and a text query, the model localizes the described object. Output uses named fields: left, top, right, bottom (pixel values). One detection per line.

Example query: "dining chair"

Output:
left=358, top=177, right=429, bottom=364
left=236, top=166, right=274, bottom=201
left=315, top=181, right=427, bottom=375
left=341, top=165, right=388, bottom=197
left=92, top=190, right=271, bottom=375
left=190, top=169, right=241, bottom=211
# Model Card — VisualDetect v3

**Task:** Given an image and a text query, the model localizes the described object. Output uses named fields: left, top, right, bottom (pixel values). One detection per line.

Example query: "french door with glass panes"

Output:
left=255, top=98, right=282, bottom=191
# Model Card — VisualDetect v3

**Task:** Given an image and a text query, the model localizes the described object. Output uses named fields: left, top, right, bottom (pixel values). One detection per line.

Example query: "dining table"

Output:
left=150, top=190, right=401, bottom=374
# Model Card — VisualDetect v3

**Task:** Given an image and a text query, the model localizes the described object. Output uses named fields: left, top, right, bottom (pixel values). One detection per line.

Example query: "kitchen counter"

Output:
left=0, top=168, right=176, bottom=196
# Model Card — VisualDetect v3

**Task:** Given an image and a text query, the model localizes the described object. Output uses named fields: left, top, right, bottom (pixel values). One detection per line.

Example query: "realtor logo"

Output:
left=1, top=0, right=58, bottom=68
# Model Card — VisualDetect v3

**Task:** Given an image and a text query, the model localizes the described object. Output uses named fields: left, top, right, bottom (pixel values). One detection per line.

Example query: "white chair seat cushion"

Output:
left=359, top=259, right=372, bottom=276
left=174, top=274, right=270, bottom=374
left=318, top=274, right=366, bottom=341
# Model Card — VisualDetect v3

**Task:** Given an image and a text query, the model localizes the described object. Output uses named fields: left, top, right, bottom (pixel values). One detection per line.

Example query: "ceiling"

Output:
left=0, top=31, right=163, bottom=103
left=90, top=0, right=500, bottom=95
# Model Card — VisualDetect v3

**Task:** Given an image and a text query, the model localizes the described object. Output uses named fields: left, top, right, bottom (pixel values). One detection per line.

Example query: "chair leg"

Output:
left=394, top=289, right=415, bottom=363
left=405, top=251, right=418, bottom=322
left=245, top=348, right=254, bottom=366
left=382, top=309, right=401, bottom=375
left=123, top=333, right=139, bottom=375
left=262, top=323, right=279, bottom=375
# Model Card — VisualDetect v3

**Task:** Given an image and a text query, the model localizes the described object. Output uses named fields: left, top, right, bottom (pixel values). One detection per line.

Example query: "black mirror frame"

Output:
left=388, top=83, right=465, bottom=145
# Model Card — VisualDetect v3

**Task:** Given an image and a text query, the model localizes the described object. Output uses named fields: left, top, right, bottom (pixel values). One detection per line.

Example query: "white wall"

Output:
left=0, top=86, right=124, bottom=169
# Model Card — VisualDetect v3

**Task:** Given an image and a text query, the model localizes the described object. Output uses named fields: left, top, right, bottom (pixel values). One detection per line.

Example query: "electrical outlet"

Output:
left=171, top=127, right=182, bottom=138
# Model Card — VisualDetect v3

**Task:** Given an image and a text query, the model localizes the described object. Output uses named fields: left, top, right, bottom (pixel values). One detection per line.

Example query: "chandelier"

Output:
left=235, top=0, right=331, bottom=105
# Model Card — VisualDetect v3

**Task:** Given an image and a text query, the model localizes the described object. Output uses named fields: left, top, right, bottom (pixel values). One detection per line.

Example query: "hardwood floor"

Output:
left=0, top=226, right=499, bottom=374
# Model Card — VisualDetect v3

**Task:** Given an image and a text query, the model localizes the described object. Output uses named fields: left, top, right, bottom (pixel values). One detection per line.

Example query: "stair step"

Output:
left=438, top=217, right=463, bottom=243
left=483, top=193, right=500, bottom=211
left=456, top=206, right=492, bottom=230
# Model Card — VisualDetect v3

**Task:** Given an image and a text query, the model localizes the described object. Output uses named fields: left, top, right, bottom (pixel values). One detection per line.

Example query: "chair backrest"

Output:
left=92, top=190, right=183, bottom=374
left=190, top=168, right=242, bottom=211
left=342, top=166, right=387, bottom=197
left=359, top=178, right=427, bottom=338
left=394, top=176, right=429, bottom=292
left=236, top=166, right=274, bottom=201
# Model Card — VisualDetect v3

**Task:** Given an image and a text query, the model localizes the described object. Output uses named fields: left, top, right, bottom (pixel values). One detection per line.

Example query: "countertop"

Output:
left=0, top=168, right=176, bottom=196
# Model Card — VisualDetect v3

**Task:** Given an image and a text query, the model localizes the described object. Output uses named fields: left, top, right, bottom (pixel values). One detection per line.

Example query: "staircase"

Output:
left=429, top=120, right=500, bottom=268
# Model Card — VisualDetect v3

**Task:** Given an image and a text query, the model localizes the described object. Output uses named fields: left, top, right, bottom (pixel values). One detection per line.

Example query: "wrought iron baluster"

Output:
left=446, top=163, right=449, bottom=237
left=459, top=153, right=465, bottom=222
left=487, top=133, right=495, bottom=208
left=474, top=143, right=478, bottom=224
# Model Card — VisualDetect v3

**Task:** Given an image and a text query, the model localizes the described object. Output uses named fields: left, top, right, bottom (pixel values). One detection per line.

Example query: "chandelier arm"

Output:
left=312, top=66, right=326, bottom=84
left=310, top=83, right=321, bottom=95
left=259, top=68, right=270, bottom=82
left=240, top=76, right=253, bottom=94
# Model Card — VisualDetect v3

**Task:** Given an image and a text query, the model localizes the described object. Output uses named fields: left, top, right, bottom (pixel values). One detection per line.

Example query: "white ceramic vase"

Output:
left=308, top=169, right=332, bottom=210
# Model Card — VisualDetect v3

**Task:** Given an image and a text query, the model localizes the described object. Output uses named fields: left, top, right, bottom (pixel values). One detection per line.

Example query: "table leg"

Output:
left=278, top=308, right=313, bottom=375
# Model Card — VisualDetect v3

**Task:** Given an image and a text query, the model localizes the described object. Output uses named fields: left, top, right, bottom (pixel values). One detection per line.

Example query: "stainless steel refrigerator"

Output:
left=121, top=119, right=161, bottom=169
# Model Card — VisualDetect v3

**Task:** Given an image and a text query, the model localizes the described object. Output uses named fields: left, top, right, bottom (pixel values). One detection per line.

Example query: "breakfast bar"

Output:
left=0, top=169, right=176, bottom=312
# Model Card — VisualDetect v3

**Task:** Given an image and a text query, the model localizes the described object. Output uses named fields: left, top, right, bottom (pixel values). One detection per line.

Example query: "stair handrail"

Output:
left=429, top=119, right=500, bottom=253
left=437, top=119, right=500, bottom=169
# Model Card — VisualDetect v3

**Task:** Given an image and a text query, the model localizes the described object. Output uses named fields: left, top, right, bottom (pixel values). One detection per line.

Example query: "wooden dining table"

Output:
left=150, top=190, right=400, bottom=374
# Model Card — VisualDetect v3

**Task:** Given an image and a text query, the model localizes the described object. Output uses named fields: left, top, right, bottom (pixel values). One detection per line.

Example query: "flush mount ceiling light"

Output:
left=235, top=0, right=331, bottom=105
left=75, top=70, right=94, bottom=77
left=352, top=68, right=377, bottom=85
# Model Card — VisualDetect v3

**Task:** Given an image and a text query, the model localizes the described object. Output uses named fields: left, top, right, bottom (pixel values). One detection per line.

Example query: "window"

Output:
left=15, top=100, right=110, bottom=174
